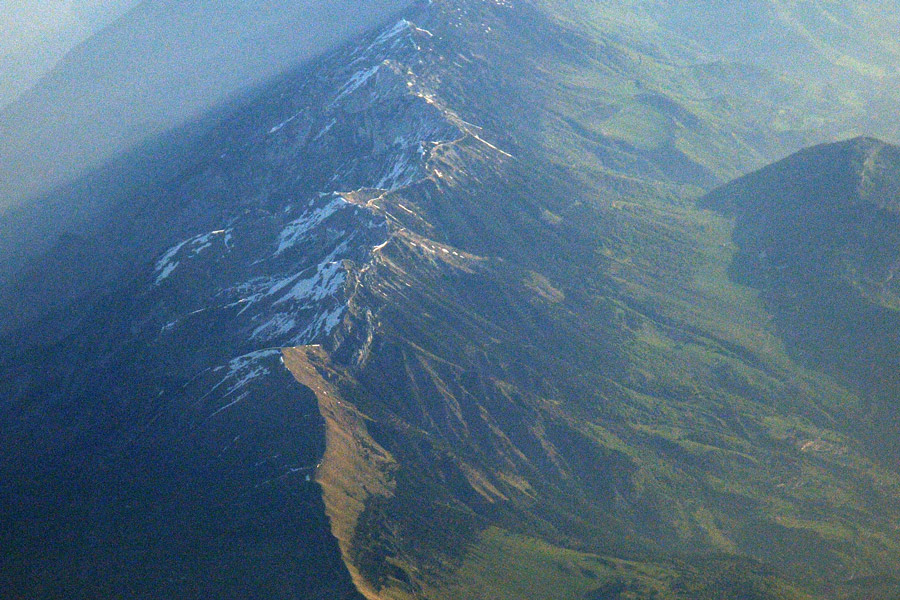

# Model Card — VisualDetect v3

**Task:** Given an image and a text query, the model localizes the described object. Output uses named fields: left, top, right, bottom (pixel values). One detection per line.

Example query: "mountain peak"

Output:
left=703, top=136, right=900, bottom=449
left=703, top=136, right=900, bottom=216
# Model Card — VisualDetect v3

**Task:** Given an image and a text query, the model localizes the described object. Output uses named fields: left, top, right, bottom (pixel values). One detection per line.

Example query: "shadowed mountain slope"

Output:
left=704, top=137, right=900, bottom=463
left=0, top=0, right=414, bottom=209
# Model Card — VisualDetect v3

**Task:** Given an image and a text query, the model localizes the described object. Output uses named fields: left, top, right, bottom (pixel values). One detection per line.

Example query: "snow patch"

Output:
left=371, top=238, right=391, bottom=253
left=352, top=19, right=414, bottom=66
left=334, top=64, right=381, bottom=104
left=300, top=305, right=345, bottom=342
left=313, top=117, right=337, bottom=141
left=154, top=229, right=231, bottom=285
left=225, top=349, right=282, bottom=375
left=375, top=19, right=412, bottom=45
left=190, top=230, right=226, bottom=256
left=377, top=152, right=418, bottom=190
left=251, top=313, right=297, bottom=340
left=155, top=261, right=179, bottom=285
left=154, top=239, right=190, bottom=284
left=205, top=349, right=282, bottom=417
left=268, top=113, right=300, bottom=134
left=275, top=195, right=348, bottom=255
left=273, top=259, right=346, bottom=307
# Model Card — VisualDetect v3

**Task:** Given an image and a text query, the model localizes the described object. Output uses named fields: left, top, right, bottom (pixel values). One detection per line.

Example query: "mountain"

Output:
left=9, top=0, right=899, bottom=317
left=4, top=1, right=900, bottom=599
left=543, top=0, right=900, bottom=86
left=703, top=137, right=900, bottom=463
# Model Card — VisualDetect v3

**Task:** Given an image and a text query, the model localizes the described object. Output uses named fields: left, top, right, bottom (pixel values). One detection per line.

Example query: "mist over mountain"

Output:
left=0, top=0, right=413, bottom=209
left=544, top=1, right=900, bottom=75
left=0, top=0, right=139, bottom=109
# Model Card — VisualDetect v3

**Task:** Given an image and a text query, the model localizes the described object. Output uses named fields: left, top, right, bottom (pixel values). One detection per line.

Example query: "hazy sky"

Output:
left=0, top=0, right=140, bottom=108
left=0, top=0, right=413, bottom=208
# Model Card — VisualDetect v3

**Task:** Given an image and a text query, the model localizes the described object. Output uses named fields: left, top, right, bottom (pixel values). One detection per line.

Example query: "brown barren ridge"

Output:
left=281, top=346, right=403, bottom=600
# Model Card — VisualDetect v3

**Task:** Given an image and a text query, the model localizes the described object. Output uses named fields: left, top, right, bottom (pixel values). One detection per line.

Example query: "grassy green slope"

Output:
left=532, top=0, right=900, bottom=174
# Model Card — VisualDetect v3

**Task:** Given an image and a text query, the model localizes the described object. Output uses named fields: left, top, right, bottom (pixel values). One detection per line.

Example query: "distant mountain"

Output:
left=4, top=1, right=900, bottom=600
left=545, top=0, right=900, bottom=81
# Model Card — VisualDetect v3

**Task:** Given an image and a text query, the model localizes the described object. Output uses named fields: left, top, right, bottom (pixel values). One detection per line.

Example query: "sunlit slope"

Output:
left=532, top=0, right=900, bottom=167
left=539, top=0, right=900, bottom=79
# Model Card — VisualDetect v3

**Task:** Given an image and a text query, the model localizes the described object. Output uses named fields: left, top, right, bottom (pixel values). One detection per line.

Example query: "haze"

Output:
left=0, top=0, right=412, bottom=210
left=0, top=0, right=140, bottom=108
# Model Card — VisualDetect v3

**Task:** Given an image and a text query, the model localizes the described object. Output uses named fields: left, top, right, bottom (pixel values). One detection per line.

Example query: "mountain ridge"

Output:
left=4, top=1, right=900, bottom=599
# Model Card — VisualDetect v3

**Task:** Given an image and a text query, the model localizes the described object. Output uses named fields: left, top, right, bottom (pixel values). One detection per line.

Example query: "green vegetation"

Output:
left=430, top=528, right=814, bottom=600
